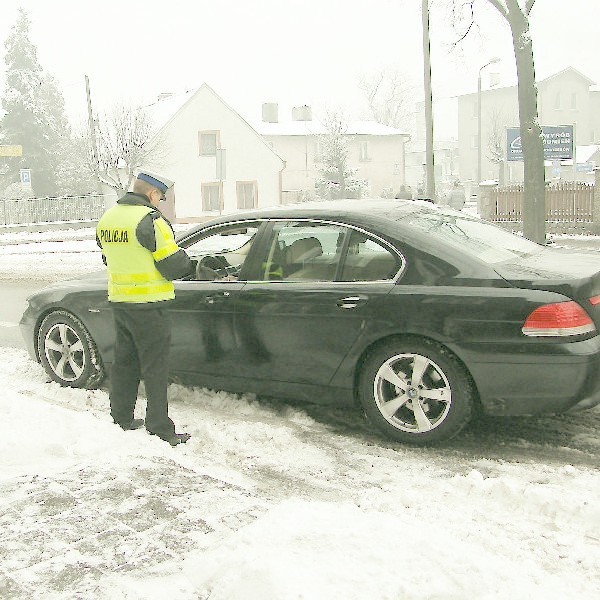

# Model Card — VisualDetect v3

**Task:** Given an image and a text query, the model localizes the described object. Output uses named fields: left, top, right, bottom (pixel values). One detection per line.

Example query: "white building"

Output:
left=457, top=67, right=600, bottom=185
left=145, top=84, right=284, bottom=223
left=253, top=104, right=410, bottom=202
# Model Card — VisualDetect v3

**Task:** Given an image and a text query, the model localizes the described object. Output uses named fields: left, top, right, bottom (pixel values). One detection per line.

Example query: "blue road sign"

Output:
left=19, top=168, right=31, bottom=186
left=506, top=125, right=574, bottom=161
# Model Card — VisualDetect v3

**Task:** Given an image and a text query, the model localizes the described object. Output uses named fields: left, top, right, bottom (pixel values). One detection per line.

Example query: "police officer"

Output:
left=96, top=170, right=196, bottom=446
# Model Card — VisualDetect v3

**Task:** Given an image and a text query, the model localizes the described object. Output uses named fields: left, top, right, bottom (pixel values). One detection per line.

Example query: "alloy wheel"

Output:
left=373, top=352, right=452, bottom=433
left=43, top=322, right=86, bottom=382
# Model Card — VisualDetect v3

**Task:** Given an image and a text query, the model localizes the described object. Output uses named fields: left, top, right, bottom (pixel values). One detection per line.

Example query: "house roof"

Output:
left=142, top=85, right=410, bottom=143
left=458, top=66, right=596, bottom=99
left=253, top=119, right=409, bottom=137
left=142, top=84, right=285, bottom=164
left=577, top=144, right=600, bottom=163
left=539, top=67, right=595, bottom=87
left=141, top=89, right=197, bottom=129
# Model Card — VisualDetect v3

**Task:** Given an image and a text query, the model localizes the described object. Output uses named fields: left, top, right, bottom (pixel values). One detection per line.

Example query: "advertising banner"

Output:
left=506, top=125, right=574, bottom=161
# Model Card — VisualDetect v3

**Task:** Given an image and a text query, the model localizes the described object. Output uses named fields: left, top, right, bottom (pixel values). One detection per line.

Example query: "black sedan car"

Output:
left=20, top=199, right=600, bottom=444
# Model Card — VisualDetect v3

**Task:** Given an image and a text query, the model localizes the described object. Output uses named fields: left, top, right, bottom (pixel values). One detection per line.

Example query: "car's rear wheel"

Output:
left=359, top=338, right=474, bottom=444
left=37, top=310, right=104, bottom=389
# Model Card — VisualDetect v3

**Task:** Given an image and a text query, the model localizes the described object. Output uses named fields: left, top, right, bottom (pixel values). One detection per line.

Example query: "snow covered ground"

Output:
left=0, top=226, right=599, bottom=599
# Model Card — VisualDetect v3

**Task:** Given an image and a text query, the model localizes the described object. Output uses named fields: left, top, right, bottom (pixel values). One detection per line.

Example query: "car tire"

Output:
left=359, top=337, right=474, bottom=444
left=37, top=310, right=105, bottom=389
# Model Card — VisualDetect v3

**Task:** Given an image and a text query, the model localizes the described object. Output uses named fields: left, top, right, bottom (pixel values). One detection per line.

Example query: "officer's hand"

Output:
left=196, top=263, right=219, bottom=280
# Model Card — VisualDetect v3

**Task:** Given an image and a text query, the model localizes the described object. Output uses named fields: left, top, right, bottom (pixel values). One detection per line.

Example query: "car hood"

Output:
left=493, top=249, right=600, bottom=302
left=29, top=270, right=107, bottom=297
left=71, top=270, right=108, bottom=284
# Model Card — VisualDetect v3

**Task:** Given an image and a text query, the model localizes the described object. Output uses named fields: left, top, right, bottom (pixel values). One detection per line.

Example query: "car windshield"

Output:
left=403, top=211, right=543, bottom=263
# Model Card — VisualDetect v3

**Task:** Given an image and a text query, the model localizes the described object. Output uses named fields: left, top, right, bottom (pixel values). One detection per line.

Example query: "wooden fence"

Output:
left=489, top=182, right=594, bottom=224
left=0, top=195, right=107, bottom=227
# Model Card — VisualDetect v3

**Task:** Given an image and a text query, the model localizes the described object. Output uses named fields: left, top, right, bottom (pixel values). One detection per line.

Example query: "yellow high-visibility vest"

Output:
left=97, top=205, right=179, bottom=303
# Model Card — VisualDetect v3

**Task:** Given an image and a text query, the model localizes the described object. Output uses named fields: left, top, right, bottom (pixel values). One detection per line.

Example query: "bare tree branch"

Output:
left=525, top=0, right=536, bottom=15
left=359, top=67, right=414, bottom=130
left=84, top=104, right=160, bottom=194
left=450, top=0, right=477, bottom=47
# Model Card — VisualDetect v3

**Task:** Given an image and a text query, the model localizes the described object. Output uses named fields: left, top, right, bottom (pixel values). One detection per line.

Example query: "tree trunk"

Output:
left=506, top=1, right=546, bottom=243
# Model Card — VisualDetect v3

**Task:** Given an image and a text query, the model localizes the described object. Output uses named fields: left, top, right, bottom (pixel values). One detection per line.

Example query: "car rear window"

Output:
left=403, top=211, right=543, bottom=264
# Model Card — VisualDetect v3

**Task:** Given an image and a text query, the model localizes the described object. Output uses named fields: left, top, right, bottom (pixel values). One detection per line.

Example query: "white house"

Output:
left=253, top=104, right=410, bottom=201
left=457, top=67, right=600, bottom=185
left=144, top=84, right=284, bottom=223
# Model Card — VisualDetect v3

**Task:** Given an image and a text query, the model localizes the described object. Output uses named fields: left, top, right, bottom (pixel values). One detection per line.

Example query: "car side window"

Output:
left=184, top=223, right=260, bottom=280
left=259, top=222, right=345, bottom=281
left=338, top=230, right=401, bottom=282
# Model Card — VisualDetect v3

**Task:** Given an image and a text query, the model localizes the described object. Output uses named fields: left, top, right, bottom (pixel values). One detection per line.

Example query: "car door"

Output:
left=231, top=220, right=403, bottom=386
left=167, top=221, right=265, bottom=380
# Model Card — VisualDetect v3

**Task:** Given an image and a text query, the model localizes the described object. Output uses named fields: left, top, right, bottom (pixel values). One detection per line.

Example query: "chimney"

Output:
left=292, top=105, right=312, bottom=121
left=262, top=102, right=279, bottom=123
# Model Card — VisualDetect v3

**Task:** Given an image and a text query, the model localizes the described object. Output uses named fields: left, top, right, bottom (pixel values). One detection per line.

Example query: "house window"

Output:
left=199, top=130, right=220, bottom=156
left=571, top=93, right=577, bottom=110
left=202, top=182, right=222, bottom=211
left=236, top=181, right=258, bottom=209
left=554, top=92, right=561, bottom=110
left=359, top=141, right=371, bottom=161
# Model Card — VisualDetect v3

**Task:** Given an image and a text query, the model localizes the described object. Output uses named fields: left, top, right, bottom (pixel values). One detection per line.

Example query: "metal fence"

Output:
left=0, top=195, right=107, bottom=226
left=490, top=182, right=594, bottom=223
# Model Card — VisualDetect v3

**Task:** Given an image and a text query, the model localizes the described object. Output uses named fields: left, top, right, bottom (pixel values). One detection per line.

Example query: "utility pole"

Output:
left=85, top=74, right=104, bottom=196
left=85, top=75, right=99, bottom=171
left=422, top=0, right=435, bottom=201
left=477, top=58, right=500, bottom=187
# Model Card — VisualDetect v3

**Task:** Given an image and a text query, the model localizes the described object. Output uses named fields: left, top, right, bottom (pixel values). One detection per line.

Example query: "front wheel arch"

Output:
left=357, top=336, right=476, bottom=444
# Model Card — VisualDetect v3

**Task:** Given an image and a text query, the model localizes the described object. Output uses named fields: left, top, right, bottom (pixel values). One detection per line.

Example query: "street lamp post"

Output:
left=477, top=58, right=500, bottom=187
left=422, top=0, right=435, bottom=202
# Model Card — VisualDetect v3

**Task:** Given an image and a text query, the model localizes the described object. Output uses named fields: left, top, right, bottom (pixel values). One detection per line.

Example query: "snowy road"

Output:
left=1, top=347, right=599, bottom=599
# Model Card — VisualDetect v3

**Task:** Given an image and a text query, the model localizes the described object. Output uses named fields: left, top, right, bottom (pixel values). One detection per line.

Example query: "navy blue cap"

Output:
left=136, top=170, right=174, bottom=193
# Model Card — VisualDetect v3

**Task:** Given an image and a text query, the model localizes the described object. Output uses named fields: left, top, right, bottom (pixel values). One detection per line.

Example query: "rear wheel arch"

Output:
left=354, top=334, right=478, bottom=396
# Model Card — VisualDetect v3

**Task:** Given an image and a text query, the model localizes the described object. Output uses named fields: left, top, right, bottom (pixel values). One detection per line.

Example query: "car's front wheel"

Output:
left=359, top=338, right=474, bottom=444
left=37, top=310, right=104, bottom=389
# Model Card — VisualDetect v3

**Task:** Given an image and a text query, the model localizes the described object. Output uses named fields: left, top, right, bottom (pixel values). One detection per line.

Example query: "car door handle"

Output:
left=337, top=296, right=367, bottom=309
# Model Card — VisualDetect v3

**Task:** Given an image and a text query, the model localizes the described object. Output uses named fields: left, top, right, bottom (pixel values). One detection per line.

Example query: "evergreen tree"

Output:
left=0, top=9, right=87, bottom=197
left=315, top=112, right=367, bottom=200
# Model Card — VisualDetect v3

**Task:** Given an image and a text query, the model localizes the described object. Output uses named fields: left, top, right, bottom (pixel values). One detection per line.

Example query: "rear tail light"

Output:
left=522, top=301, right=596, bottom=337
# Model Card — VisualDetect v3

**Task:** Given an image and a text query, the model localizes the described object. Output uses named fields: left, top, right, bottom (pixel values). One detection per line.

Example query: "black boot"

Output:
left=115, top=418, right=145, bottom=431
left=167, top=432, right=191, bottom=446
left=149, top=431, right=191, bottom=446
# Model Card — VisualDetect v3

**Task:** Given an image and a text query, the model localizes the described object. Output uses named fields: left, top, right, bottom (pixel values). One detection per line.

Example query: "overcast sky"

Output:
left=1, top=0, right=599, bottom=131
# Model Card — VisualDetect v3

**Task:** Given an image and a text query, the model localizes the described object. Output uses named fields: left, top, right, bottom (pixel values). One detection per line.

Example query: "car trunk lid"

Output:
left=493, top=249, right=600, bottom=328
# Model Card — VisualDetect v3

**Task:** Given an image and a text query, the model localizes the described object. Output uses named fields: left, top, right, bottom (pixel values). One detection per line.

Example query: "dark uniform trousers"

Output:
left=109, top=304, right=175, bottom=438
